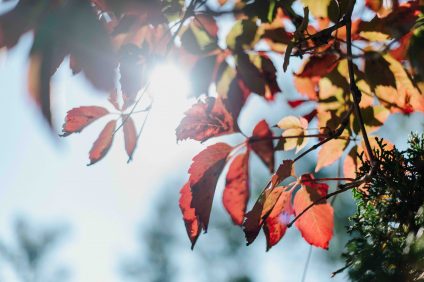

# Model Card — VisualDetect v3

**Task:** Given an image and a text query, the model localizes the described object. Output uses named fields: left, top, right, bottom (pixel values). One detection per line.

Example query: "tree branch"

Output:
left=345, top=0, right=376, bottom=166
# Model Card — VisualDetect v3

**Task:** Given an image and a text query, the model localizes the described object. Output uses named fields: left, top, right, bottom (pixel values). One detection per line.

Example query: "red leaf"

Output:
left=61, top=106, right=109, bottom=136
left=302, top=109, right=318, bottom=122
left=293, top=175, right=333, bottom=249
left=88, top=120, right=117, bottom=165
left=176, top=97, right=236, bottom=142
left=263, top=190, right=293, bottom=251
left=123, top=116, right=137, bottom=161
left=250, top=120, right=275, bottom=173
left=223, top=151, right=250, bottom=225
left=296, top=54, right=339, bottom=78
left=263, top=217, right=286, bottom=251
left=188, top=143, right=233, bottom=234
left=179, top=183, right=201, bottom=249
left=287, top=99, right=310, bottom=108
left=243, top=187, right=284, bottom=245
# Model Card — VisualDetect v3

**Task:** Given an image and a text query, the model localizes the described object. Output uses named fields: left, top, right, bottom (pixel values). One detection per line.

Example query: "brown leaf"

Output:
left=88, top=119, right=117, bottom=165
left=176, top=97, right=236, bottom=143
left=61, top=106, right=109, bottom=136
left=236, top=52, right=280, bottom=100
left=271, top=160, right=295, bottom=188
left=296, top=53, right=339, bottom=78
left=188, top=143, right=233, bottom=234
left=223, top=151, right=250, bottom=225
left=250, top=120, right=275, bottom=173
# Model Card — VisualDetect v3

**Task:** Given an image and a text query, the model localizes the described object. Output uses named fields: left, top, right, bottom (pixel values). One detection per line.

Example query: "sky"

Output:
left=0, top=2, right=423, bottom=282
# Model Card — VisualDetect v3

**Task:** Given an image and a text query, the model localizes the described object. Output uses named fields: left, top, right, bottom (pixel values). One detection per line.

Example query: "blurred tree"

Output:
left=0, top=217, right=70, bottom=282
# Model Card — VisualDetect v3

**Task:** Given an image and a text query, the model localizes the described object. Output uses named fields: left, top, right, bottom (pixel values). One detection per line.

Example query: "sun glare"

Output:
left=148, top=63, right=190, bottom=106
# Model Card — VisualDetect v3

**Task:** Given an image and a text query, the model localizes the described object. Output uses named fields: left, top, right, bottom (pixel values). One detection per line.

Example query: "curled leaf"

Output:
left=176, top=97, right=236, bottom=143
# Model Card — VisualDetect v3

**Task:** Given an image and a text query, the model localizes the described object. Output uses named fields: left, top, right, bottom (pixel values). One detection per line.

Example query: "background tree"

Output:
left=0, top=217, right=69, bottom=282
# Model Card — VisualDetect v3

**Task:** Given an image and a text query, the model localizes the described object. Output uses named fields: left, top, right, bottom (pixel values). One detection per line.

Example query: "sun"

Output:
left=148, top=62, right=190, bottom=107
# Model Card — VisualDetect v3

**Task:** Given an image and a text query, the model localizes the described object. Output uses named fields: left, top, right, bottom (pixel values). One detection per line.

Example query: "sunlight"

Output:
left=148, top=63, right=190, bottom=107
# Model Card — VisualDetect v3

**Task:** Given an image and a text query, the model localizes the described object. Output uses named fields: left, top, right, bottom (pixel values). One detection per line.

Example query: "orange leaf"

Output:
left=293, top=175, right=333, bottom=249
left=223, top=151, right=250, bottom=225
left=88, top=120, right=117, bottom=165
left=343, top=145, right=358, bottom=179
left=61, top=106, right=109, bottom=136
left=315, top=138, right=349, bottom=172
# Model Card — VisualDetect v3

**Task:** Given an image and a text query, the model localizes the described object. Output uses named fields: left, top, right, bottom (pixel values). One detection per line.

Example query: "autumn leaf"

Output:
left=223, top=151, right=250, bottom=225
left=343, top=145, right=358, bottom=179
left=301, top=0, right=331, bottom=18
left=235, top=52, right=280, bottom=100
left=293, top=175, right=334, bottom=249
left=263, top=189, right=293, bottom=250
left=364, top=52, right=396, bottom=91
left=61, top=106, right=109, bottom=137
left=180, top=15, right=219, bottom=55
left=176, top=97, right=237, bottom=143
left=358, top=2, right=419, bottom=41
left=188, top=143, right=233, bottom=234
left=277, top=116, right=309, bottom=152
left=123, top=115, right=137, bottom=161
left=315, top=138, right=349, bottom=172
left=88, top=119, right=117, bottom=166
left=226, top=19, right=260, bottom=52
left=271, top=160, right=295, bottom=188
left=296, top=53, right=339, bottom=78
left=243, top=187, right=285, bottom=245
left=287, top=99, right=311, bottom=108
left=179, top=183, right=201, bottom=249
left=249, top=120, right=275, bottom=173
